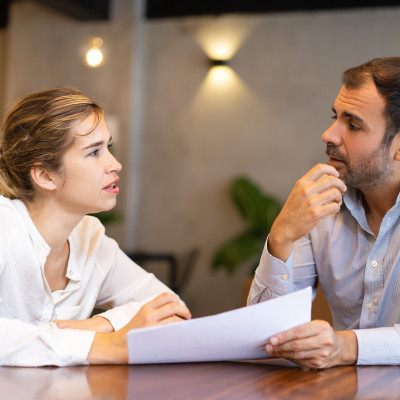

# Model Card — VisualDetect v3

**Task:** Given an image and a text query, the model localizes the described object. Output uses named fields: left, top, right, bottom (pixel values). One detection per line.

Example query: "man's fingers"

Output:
left=304, top=163, right=340, bottom=183
left=317, top=174, right=347, bottom=194
left=269, top=320, right=330, bottom=346
left=317, top=187, right=344, bottom=206
left=267, top=334, right=329, bottom=354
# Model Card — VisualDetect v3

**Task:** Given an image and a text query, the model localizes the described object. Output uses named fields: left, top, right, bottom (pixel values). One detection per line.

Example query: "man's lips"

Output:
left=325, top=146, right=346, bottom=166
left=327, top=156, right=345, bottom=167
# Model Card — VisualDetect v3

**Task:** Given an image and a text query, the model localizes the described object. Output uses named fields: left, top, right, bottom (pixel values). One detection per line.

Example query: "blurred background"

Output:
left=1, top=0, right=399, bottom=317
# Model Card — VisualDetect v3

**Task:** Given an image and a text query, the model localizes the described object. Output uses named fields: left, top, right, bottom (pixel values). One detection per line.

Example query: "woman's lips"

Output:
left=103, top=179, right=120, bottom=193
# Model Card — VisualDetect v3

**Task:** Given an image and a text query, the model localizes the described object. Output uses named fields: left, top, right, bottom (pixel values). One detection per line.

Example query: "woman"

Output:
left=0, top=88, right=190, bottom=366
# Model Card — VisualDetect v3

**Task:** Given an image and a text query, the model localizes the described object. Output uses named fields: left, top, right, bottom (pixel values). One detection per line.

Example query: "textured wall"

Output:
left=137, top=8, right=400, bottom=316
left=1, top=0, right=136, bottom=242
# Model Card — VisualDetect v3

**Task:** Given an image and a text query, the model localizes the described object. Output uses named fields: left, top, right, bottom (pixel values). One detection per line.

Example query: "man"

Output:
left=248, top=57, right=400, bottom=368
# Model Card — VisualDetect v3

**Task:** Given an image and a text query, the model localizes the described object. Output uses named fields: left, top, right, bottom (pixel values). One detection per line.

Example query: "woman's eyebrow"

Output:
left=82, top=136, right=112, bottom=150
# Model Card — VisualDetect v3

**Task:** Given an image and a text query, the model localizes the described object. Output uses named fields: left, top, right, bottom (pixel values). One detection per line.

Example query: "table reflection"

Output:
left=0, top=365, right=128, bottom=400
left=1, top=360, right=400, bottom=400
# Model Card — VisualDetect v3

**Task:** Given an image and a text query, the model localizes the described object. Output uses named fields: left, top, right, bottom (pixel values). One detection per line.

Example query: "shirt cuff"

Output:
left=52, top=327, right=95, bottom=366
left=255, top=237, right=294, bottom=296
left=97, top=302, right=144, bottom=331
left=354, top=326, right=400, bottom=365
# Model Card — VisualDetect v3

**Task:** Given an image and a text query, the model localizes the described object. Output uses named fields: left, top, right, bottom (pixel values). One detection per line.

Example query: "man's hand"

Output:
left=265, top=320, right=358, bottom=369
left=54, top=316, right=115, bottom=332
left=87, top=292, right=191, bottom=364
left=269, top=164, right=347, bottom=261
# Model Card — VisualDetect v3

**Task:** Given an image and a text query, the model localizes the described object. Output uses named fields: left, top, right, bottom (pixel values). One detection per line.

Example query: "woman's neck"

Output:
left=25, top=198, right=83, bottom=252
left=25, top=198, right=84, bottom=291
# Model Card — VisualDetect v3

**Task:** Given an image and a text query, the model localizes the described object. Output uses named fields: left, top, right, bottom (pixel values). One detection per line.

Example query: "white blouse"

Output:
left=0, top=196, right=174, bottom=366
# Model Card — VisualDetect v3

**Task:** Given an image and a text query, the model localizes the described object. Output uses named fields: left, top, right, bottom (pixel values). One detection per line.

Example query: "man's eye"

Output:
left=349, top=123, right=360, bottom=131
left=331, top=115, right=337, bottom=120
left=107, top=142, right=113, bottom=149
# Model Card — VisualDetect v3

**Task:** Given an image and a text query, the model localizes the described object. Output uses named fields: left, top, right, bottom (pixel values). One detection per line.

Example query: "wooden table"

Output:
left=1, top=359, right=399, bottom=399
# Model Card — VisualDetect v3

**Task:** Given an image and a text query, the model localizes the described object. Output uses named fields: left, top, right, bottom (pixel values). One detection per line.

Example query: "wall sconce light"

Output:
left=208, top=57, right=233, bottom=85
left=210, top=59, right=228, bottom=67
left=83, top=37, right=106, bottom=68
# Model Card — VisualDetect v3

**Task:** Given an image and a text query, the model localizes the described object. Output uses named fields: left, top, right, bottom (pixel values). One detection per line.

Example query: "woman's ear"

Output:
left=30, top=167, right=58, bottom=191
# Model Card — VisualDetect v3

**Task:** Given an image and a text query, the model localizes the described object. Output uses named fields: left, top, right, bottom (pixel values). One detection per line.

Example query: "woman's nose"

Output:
left=106, top=152, right=122, bottom=173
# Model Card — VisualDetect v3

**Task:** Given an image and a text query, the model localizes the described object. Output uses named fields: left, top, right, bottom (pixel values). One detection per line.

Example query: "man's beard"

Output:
left=326, top=143, right=393, bottom=191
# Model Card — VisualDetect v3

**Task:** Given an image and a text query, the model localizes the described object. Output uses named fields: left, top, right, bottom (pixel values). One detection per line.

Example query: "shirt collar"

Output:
left=65, top=233, right=81, bottom=282
left=13, top=199, right=81, bottom=282
left=343, top=187, right=400, bottom=234
left=13, top=200, right=50, bottom=263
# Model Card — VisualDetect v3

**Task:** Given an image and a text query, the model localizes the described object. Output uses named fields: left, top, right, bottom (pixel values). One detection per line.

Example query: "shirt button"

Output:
left=367, top=302, right=373, bottom=309
left=68, top=270, right=73, bottom=276
left=281, top=273, right=289, bottom=280
left=371, top=260, right=378, bottom=268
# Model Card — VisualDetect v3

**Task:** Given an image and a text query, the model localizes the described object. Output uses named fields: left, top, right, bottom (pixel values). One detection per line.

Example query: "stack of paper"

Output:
left=128, top=287, right=311, bottom=364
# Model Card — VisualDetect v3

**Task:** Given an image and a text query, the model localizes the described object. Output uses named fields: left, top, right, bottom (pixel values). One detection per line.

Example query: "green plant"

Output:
left=89, top=210, right=122, bottom=226
left=211, top=176, right=282, bottom=275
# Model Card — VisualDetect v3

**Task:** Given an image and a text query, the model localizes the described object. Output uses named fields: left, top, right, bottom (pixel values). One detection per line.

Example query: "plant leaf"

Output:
left=211, top=229, right=265, bottom=275
left=231, top=176, right=281, bottom=230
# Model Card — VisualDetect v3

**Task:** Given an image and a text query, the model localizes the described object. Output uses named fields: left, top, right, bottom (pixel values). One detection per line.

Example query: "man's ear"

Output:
left=392, top=133, right=400, bottom=161
left=30, top=167, right=58, bottom=191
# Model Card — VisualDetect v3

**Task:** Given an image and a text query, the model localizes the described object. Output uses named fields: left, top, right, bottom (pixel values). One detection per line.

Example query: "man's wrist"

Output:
left=337, top=330, right=358, bottom=365
left=267, top=231, right=295, bottom=262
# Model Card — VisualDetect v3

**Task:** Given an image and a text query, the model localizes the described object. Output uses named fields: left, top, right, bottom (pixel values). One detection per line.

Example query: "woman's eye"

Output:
left=88, top=149, right=99, bottom=157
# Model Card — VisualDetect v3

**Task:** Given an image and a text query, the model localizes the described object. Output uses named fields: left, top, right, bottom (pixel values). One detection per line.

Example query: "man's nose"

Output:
left=322, top=120, right=341, bottom=146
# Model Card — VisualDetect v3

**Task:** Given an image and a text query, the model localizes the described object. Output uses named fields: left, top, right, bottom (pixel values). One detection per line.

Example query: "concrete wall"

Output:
left=0, top=0, right=137, bottom=243
left=2, top=2, right=400, bottom=317
left=0, top=28, right=7, bottom=116
left=137, top=8, right=400, bottom=317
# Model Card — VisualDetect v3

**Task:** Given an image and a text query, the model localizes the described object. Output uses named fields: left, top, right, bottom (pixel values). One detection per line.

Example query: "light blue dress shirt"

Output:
left=248, top=187, right=400, bottom=365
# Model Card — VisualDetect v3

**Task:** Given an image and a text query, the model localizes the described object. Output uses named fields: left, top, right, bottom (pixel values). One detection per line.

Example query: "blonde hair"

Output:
left=0, top=87, right=103, bottom=202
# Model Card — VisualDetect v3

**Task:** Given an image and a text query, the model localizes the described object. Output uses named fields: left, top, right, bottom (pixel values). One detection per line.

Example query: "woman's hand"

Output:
left=120, top=292, right=191, bottom=330
left=87, top=292, right=191, bottom=364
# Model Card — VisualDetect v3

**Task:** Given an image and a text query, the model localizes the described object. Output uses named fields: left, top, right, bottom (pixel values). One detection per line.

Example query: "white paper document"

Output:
left=127, top=286, right=312, bottom=364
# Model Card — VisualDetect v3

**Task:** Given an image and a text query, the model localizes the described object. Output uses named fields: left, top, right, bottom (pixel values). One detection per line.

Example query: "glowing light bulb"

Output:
left=81, top=37, right=106, bottom=68
left=86, top=47, right=104, bottom=67
left=208, top=65, right=234, bottom=85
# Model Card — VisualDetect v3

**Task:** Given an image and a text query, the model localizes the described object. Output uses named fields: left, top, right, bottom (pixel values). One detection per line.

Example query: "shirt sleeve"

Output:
left=93, top=241, right=179, bottom=331
left=0, top=318, right=95, bottom=367
left=354, top=325, right=400, bottom=365
left=247, top=235, right=317, bottom=305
